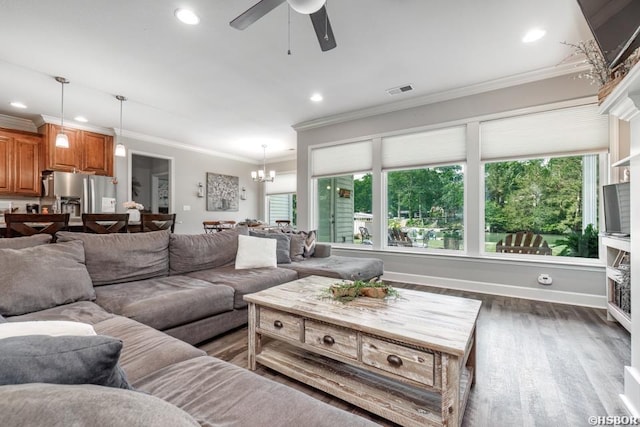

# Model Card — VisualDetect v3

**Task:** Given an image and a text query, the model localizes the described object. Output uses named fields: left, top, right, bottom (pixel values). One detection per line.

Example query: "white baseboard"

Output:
left=382, top=271, right=606, bottom=308
left=621, top=367, right=640, bottom=417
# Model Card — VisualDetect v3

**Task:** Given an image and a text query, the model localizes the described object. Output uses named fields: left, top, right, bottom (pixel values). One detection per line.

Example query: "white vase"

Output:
left=127, top=209, right=140, bottom=222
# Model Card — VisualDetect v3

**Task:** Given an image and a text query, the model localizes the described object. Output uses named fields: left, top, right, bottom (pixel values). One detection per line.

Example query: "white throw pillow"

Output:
left=0, top=321, right=96, bottom=340
left=235, top=234, right=277, bottom=269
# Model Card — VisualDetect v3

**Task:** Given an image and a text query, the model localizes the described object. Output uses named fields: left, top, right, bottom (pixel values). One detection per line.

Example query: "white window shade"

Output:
left=381, top=126, right=466, bottom=170
left=480, top=104, right=609, bottom=161
left=311, top=140, right=372, bottom=177
left=265, top=172, right=296, bottom=194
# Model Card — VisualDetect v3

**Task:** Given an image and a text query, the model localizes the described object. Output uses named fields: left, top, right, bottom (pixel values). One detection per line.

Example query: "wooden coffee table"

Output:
left=245, top=276, right=481, bottom=427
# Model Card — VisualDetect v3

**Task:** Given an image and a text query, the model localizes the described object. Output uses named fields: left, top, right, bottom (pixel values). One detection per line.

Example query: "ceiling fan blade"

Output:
left=310, top=6, right=336, bottom=52
left=230, top=0, right=286, bottom=30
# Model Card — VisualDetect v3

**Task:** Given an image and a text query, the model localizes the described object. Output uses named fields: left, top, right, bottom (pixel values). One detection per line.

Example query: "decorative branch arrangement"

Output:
left=324, top=278, right=400, bottom=302
left=561, top=40, right=610, bottom=86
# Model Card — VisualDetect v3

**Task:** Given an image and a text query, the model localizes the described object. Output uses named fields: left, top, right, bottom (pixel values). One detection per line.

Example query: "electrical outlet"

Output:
left=537, top=274, right=552, bottom=285
left=183, top=205, right=191, bottom=211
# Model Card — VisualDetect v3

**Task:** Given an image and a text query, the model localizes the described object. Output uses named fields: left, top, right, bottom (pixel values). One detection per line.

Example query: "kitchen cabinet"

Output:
left=39, top=123, right=114, bottom=176
left=0, top=128, right=43, bottom=196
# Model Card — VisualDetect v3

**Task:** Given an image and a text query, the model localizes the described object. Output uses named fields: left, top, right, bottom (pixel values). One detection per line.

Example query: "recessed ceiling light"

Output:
left=522, top=28, right=546, bottom=43
left=10, top=101, right=27, bottom=109
left=74, top=116, right=88, bottom=123
left=175, top=8, right=200, bottom=25
left=310, top=93, right=323, bottom=102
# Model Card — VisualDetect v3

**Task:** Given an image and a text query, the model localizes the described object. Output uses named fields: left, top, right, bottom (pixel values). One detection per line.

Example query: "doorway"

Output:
left=129, top=152, right=173, bottom=214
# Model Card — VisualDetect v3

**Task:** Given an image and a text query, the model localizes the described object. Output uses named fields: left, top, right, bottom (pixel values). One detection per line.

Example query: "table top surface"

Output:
left=245, top=275, right=482, bottom=356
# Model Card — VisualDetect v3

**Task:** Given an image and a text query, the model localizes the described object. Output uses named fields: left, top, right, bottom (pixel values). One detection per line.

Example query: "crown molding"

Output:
left=0, top=114, right=38, bottom=132
left=35, top=115, right=115, bottom=135
left=293, top=61, right=591, bottom=131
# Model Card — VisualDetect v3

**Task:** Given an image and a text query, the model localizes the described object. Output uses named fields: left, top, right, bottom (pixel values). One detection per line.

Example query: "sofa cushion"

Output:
left=249, top=230, right=292, bottom=263
left=186, top=265, right=298, bottom=309
left=95, top=276, right=235, bottom=331
left=169, top=228, right=248, bottom=274
left=6, top=301, right=115, bottom=325
left=0, top=234, right=51, bottom=249
left=235, top=234, right=277, bottom=269
left=0, top=321, right=96, bottom=339
left=0, top=335, right=132, bottom=390
left=0, top=383, right=200, bottom=427
left=280, top=255, right=384, bottom=281
left=134, top=356, right=378, bottom=427
left=289, top=233, right=306, bottom=261
left=0, top=240, right=95, bottom=316
left=93, top=316, right=206, bottom=384
left=56, top=230, right=170, bottom=285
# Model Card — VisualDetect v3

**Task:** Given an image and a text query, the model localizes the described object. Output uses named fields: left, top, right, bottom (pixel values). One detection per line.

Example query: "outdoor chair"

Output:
left=141, top=213, right=176, bottom=233
left=387, top=228, right=413, bottom=247
left=359, top=226, right=372, bottom=245
left=495, top=231, right=551, bottom=255
left=4, top=213, right=70, bottom=241
left=82, top=213, right=129, bottom=234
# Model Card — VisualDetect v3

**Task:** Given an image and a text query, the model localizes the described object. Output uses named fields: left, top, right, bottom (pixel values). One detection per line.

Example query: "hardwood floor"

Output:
left=199, top=282, right=630, bottom=426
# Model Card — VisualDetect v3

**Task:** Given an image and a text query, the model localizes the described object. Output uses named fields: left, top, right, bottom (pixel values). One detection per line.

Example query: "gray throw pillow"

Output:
left=56, top=230, right=170, bottom=285
left=0, top=383, right=200, bottom=427
left=0, top=234, right=51, bottom=249
left=0, top=335, right=132, bottom=389
left=249, top=230, right=291, bottom=264
left=289, top=233, right=305, bottom=261
left=0, top=240, right=95, bottom=316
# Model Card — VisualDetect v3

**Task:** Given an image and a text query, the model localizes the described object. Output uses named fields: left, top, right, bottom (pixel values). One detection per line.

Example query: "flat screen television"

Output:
left=576, top=0, right=640, bottom=68
left=602, top=182, right=630, bottom=236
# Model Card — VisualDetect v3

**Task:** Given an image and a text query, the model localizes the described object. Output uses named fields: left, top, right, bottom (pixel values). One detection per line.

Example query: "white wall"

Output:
left=114, top=137, right=261, bottom=234
left=296, top=73, right=607, bottom=305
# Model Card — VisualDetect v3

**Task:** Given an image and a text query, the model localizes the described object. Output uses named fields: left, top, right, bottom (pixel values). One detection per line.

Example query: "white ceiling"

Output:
left=0, top=0, right=593, bottom=163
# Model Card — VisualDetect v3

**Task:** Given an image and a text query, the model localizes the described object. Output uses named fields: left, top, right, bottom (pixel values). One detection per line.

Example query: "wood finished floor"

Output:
left=199, top=282, right=630, bottom=427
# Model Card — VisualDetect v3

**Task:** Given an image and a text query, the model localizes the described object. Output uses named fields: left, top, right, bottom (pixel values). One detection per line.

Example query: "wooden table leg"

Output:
left=248, top=303, right=258, bottom=370
left=441, top=353, right=461, bottom=427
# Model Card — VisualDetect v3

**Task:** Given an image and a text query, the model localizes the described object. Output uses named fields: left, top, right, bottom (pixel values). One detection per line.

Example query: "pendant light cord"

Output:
left=60, top=81, right=65, bottom=133
left=287, top=5, right=291, bottom=55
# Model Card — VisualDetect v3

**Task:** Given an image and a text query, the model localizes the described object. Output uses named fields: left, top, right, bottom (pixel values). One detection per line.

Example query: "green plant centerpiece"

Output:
left=326, top=277, right=400, bottom=302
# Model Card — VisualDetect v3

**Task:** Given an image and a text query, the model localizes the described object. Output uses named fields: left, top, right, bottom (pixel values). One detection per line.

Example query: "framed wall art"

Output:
left=206, top=173, right=239, bottom=211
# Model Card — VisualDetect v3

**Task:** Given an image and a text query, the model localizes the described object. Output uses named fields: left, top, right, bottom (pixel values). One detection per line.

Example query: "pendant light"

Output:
left=251, top=144, right=275, bottom=182
left=55, top=77, right=69, bottom=148
left=114, top=95, right=127, bottom=157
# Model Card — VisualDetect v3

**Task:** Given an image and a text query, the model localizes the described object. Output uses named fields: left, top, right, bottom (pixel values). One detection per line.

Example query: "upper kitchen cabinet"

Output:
left=0, top=128, right=43, bottom=196
left=39, top=123, right=114, bottom=176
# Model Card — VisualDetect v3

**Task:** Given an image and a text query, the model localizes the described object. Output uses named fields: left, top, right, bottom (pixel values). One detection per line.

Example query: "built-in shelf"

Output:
left=612, top=154, right=639, bottom=167
left=602, top=235, right=631, bottom=332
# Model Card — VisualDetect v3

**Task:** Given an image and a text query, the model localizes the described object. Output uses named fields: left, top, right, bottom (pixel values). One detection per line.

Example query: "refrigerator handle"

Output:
left=90, top=177, right=96, bottom=214
left=83, top=178, right=89, bottom=214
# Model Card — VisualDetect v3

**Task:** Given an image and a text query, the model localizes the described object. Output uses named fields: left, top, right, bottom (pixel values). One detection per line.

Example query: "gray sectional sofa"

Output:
left=0, top=229, right=384, bottom=426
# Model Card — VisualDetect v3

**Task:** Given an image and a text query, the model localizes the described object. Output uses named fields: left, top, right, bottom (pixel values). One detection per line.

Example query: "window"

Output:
left=265, top=172, right=296, bottom=226
left=386, top=166, right=464, bottom=250
left=316, top=174, right=371, bottom=244
left=480, top=104, right=608, bottom=259
left=484, top=154, right=600, bottom=258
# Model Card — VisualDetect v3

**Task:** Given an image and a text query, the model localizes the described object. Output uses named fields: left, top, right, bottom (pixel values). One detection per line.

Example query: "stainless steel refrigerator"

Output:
left=42, top=171, right=117, bottom=219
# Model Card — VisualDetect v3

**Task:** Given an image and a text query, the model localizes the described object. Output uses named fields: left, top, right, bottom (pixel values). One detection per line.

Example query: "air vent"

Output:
left=386, top=84, right=413, bottom=96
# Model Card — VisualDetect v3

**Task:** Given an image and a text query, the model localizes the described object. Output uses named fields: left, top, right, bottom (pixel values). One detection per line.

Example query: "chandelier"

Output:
left=251, top=144, right=275, bottom=182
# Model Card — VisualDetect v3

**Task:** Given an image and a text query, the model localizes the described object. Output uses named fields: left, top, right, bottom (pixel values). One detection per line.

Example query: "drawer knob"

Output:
left=273, top=320, right=283, bottom=329
left=322, top=335, right=335, bottom=345
left=387, top=354, right=403, bottom=367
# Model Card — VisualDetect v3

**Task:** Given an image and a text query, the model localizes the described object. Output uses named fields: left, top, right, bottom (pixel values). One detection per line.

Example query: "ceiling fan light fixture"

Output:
left=287, top=0, right=326, bottom=15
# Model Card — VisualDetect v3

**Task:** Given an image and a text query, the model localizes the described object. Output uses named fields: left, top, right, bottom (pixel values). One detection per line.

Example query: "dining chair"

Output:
left=141, top=213, right=176, bottom=233
left=82, top=213, right=129, bottom=234
left=4, top=213, right=70, bottom=241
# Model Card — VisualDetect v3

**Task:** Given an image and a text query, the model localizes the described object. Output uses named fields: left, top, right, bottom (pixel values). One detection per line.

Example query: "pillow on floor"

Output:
left=0, top=240, right=95, bottom=316
left=0, top=321, right=96, bottom=339
left=235, top=234, right=277, bottom=269
left=0, top=335, right=132, bottom=390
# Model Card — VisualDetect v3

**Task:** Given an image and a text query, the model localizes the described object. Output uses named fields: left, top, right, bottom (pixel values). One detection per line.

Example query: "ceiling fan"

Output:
left=230, top=0, right=337, bottom=52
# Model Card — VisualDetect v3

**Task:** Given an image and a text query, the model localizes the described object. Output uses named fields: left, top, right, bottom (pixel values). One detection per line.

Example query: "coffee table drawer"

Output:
left=259, top=308, right=301, bottom=341
left=305, top=320, right=358, bottom=359
left=361, top=335, right=435, bottom=386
